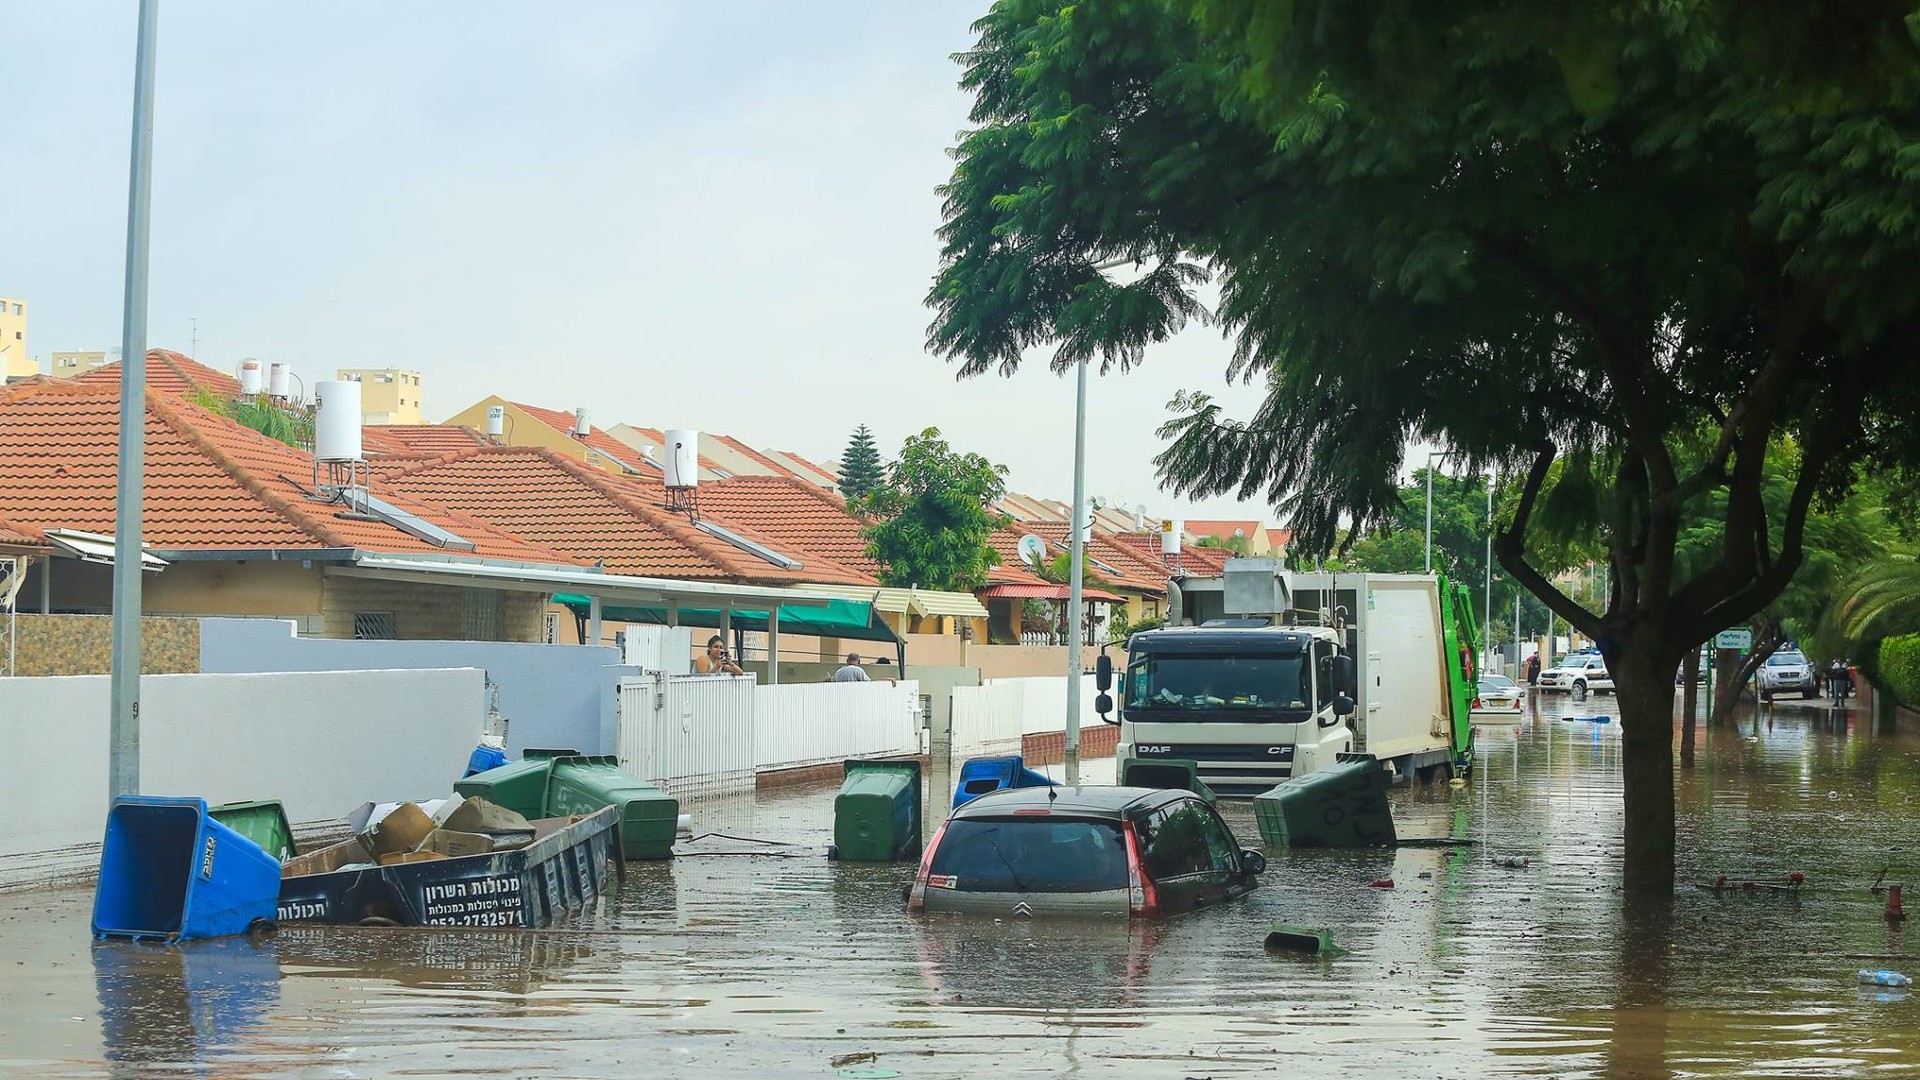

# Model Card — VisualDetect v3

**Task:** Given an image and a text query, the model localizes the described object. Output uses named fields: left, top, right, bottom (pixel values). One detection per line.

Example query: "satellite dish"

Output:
left=1017, top=534, right=1047, bottom=566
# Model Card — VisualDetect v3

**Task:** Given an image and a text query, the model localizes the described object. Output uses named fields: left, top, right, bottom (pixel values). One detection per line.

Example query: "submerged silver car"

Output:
left=1759, top=650, right=1816, bottom=700
left=909, top=786, right=1263, bottom=919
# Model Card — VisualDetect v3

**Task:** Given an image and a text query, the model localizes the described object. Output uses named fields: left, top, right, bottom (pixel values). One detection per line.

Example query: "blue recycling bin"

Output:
left=93, top=796, right=282, bottom=943
left=952, top=754, right=1058, bottom=811
left=465, top=743, right=510, bottom=778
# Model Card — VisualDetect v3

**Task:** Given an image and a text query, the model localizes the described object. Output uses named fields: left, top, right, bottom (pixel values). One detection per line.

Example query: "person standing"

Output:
left=1524, top=651, right=1541, bottom=686
left=695, top=635, right=744, bottom=675
left=830, top=653, right=871, bottom=683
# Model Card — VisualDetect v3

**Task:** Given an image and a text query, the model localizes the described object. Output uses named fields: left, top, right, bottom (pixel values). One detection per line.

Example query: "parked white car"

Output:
left=1758, top=650, right=1816, bottom=700
left=1538, top=654, right=1614, bottom=694
left=1472, top=677, right=1524, bottom=724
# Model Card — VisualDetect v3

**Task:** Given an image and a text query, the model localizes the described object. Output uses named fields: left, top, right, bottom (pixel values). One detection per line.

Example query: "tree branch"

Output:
left=1496, top=441, right=1601, bottom=638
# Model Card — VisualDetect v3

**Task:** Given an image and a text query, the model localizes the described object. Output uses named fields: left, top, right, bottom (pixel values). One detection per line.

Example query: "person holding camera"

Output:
left=695, top=634, right=744, bottom=676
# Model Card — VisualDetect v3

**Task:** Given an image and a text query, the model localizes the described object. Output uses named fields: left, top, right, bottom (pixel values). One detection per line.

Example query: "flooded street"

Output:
left=6, top=693, right=1920, bottom=1079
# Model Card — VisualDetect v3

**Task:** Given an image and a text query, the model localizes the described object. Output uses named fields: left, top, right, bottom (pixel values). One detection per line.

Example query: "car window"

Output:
left=928, top=818, right=1127, bottom=893
left=1139, top=800, right=1237, bottom=882
left=1767, top=653, right=1805, bottom=668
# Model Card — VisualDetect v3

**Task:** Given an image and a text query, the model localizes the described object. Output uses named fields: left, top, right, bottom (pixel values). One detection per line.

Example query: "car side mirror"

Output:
left=1240, top=849, right=1267, bottom=876
left=1095, top=653, right=1113, bottom=692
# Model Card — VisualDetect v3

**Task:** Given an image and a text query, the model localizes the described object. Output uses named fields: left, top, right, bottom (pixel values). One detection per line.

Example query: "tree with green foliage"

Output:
left=857, top=428, right=1009, bottom=591
left=188, top=386, right=313, bottom=449
left=929, top=1, right=1920, bottom=895
left=837, top=424, right=884, bottom=503
left=1195, top=534, right=1251, bottom=557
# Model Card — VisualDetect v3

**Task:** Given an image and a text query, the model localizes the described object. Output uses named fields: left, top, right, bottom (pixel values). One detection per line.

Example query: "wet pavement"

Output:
left=5, top=692, right=1919, bottom=1078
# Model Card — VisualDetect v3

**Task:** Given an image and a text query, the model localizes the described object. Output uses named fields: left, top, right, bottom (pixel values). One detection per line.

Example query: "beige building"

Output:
left=0, top=297, right=32, bottom=382
left=49, top=349, right=116, bottom=379
left=336, top=367, right=424, bottom=424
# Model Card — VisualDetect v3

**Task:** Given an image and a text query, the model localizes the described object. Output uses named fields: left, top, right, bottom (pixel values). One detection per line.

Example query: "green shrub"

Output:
left=1878, top=634, right=1920, bottom=709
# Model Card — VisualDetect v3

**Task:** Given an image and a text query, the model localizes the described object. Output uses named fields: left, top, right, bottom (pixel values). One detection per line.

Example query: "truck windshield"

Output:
left=1125, top=653, right=1309, bottom=713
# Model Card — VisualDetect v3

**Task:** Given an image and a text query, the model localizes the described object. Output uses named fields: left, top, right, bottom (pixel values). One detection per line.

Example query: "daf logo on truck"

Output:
left=1103, top=561, right=1476, bottom=796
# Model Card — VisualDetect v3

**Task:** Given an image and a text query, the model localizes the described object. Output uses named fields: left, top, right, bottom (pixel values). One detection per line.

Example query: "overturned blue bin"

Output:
left=92, top=796, right=282, bottom=943
left=952, top=754, right=1057, bottom=811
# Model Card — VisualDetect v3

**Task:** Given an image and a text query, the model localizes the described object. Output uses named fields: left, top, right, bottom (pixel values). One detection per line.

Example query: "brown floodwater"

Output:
left=3, top=692, right=1917, bottom=1079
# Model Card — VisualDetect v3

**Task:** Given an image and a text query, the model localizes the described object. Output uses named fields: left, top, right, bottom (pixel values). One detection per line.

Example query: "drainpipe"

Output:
left=588, top=595, right=603, bottom=648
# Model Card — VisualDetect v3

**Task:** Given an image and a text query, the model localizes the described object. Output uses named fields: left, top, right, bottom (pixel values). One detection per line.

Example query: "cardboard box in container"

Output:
left=416, top=830, right=497, bottom=859
left=364, top=803, right=437, bottom=859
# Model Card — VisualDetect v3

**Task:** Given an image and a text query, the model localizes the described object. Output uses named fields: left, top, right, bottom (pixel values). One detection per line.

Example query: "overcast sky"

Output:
left=5, top=2, right=1282, bottom=520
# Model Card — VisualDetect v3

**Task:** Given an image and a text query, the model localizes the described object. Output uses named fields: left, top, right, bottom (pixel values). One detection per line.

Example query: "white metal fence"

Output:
left=617, top=675, right=757, bottom=796
left=950, top=675, right=1103, bottom=756
left=617, top=675, right=924, bottom=796
left=754, top=680, right=922, bottom=771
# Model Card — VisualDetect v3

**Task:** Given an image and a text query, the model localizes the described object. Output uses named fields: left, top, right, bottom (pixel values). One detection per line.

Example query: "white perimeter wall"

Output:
left=0, top=669, right=485, bottom=874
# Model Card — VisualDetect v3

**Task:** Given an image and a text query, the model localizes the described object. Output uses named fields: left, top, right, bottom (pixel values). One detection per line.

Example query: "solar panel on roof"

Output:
left=340, top=488, right=477, bottom=551
left=694, top=519, right=801, bottom=571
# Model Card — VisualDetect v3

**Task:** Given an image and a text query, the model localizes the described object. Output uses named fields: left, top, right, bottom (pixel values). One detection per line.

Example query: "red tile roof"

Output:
left=510, top=401, right=654, bottom=475
left=0, top=380, right=575, bottom=563
left=72, top=349, right=244, bottom=398
left=983, top=528, right=1075, bottom=590
left=1021, top=524, right=1170, bottom=593
left=691, top=475, right=881, bottom=579
left=379, top=448, right=877, bottom=587
left=978, top=582, right=1125, bottom=603
left=765, top=450, right=839, bottom=489
left=0, top=516, right=45, bottom=549
left=362, top=424, right=490, bottom=457
left=1109, top=532, right=1232, bottom=576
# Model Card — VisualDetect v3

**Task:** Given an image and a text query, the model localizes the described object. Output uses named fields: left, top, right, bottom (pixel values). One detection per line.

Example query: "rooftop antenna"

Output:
left=189, top=317, right=197, bottom=359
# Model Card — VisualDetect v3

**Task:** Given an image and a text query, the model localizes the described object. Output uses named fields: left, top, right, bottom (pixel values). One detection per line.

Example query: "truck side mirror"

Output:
left=1331, top=692, right=1356, bottom=718
left=1095, top=653, right=1113, bottom=692
left=1330, top=654, right=1357, bottom=697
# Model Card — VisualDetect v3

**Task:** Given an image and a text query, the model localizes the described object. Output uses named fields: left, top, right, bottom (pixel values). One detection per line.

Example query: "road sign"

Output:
left=1714, top=628, right=1753, bottom=651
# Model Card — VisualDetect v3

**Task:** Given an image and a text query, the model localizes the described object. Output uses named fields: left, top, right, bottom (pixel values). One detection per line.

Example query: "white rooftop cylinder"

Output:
left=486, top=405, right=505, bottom=437
left=665, top=429, right=700, bottom=489
left=573, top=408, right=590, bottom=436
left=267, top=362, right=291, bottom=399
left=313, top=380, right=363, bottom=462
left=238, top=358, right=262, bottom=395
left=1160, top=518, right=1182, bottom=556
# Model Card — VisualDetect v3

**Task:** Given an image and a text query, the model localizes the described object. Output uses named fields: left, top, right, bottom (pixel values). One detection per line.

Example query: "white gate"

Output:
left=753, top=680, right=921, bottom=771
left=617, top=674, right=757, bottom=796
left=949, top=681, right=1025, bottom=758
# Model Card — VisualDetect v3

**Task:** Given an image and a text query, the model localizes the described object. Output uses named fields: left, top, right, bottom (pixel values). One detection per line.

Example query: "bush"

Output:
left=1878, top=634, right=1920, bottom=709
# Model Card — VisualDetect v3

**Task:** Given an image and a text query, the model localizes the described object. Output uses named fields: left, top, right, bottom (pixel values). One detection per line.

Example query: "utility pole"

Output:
left=1484, top=476, right=1493, bottom=656
left=110, top=0, right=159, bottom=802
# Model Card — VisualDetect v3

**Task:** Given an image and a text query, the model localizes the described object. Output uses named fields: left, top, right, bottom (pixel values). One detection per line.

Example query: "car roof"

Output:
left=949, top=785, right=1187, bottom=820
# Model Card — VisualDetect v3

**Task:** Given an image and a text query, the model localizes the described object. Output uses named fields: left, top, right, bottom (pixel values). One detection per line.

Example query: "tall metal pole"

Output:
left=1064, top=355, right=1089, bottom=787
left=109, top=0, right=159, bottom=802
left=1484, top=476, right=1493, bottom=655
left=1424, top=462, right=1434, bottom=574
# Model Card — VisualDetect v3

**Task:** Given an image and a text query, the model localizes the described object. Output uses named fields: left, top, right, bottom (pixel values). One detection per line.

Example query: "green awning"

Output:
left=553, top=594, right=901, bottom=644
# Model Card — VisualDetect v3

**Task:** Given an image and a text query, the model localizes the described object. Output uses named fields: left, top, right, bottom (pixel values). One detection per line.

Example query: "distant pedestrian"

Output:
left=1524, top=652, right=1541, bottom=686
left=830, top=653, right=871, bottom=683
left=695, top=635, right=744, bottom=676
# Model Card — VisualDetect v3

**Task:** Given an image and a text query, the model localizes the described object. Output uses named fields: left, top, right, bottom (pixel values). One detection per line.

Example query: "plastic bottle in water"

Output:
left=1858, top=969, right=1912, bottom=988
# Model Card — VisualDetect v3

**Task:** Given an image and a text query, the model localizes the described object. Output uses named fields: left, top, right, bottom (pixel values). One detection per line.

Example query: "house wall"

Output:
left=30, top=558, right=326, bottom=632
left=0, top=668, right=485, bottom=880
left=10, top=614, right=201, bottom=675
left=442, top=397, right=622, bottom=475
left=318, top=573, right=547, bottom=642
left=198, top=617, right=625, bottom=756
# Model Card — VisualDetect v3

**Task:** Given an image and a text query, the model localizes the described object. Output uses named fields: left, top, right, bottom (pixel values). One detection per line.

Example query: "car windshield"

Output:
left=1767, top=653, right=1807, bottom=668
left=1481, top=675, right=1517, bottom=691
left=928, top=818, right=1128, bottom=893
left=1124, top=652, right=1308, bottom=712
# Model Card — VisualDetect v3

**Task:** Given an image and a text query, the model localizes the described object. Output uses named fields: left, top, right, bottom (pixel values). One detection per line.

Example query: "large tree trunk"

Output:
left=1611, top=636, right=1678, bottom=897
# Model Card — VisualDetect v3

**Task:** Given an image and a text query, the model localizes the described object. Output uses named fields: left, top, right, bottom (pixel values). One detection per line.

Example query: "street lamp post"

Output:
left=109, top=0, right=160, bottom=802
left=1422, top=450, right=1450, bottom=574
left=1484, top=476, right=1493, bottom=656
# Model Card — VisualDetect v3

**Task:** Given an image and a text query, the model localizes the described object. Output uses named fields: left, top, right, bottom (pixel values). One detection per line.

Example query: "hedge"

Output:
left=1878, top=634, right=1920, bottom=709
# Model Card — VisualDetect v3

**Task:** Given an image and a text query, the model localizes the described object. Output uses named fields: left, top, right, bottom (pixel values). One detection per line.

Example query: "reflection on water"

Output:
left=9, top=692, right=1919, bottom=1077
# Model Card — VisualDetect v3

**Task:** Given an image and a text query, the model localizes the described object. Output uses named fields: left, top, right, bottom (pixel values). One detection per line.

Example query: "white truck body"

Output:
left=1115, top=562, right=1458, bottom=794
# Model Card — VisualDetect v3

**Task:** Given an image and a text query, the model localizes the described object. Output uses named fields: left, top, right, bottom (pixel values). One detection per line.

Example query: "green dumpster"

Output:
left=452, top=748, right=578, bottom=820
left=546, top=755, right=680, bottom=861
left=1119, top=758, right=1217, bottom=803
left=1253, top=753, right=1396, bottom=848
left=208, top=800, right=297, bottom=862
left=831, top=759, right=922, bottom=863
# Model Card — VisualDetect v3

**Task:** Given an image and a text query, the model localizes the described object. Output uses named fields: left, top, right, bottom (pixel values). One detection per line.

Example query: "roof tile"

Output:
left=72, top=349, right=244, bottom=398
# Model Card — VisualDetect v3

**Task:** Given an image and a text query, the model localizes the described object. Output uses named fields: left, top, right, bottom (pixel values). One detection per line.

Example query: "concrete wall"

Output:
left=12, top=615, right=201, bottom=675
left=199, top=617, right=628, bottom=755
left=0, top=668, right=485, bottom=877
left=317, top=573, right=548, bottom=643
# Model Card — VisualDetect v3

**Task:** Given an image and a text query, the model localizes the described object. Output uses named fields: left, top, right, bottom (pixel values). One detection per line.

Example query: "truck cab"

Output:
left=1114, top=626, right=1354, bottom=796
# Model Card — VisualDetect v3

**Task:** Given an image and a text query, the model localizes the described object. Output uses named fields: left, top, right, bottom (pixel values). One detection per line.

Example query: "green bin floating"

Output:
left=546, top=755, right=680, bottom=861
left=1253, top=753, right=1396, bottom=848
left=209, top=800, right=297, bottom=861
left=1119, top=757, right=1217, bottom=804
left=455, top=749, right=679, bottom=860
left=1265, top=923, right=1347, bottom=955
left=832, top=759, right=922, bottom=863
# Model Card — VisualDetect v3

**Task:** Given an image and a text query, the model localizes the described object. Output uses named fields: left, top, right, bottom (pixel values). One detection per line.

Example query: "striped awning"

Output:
left=977, top=582, right=1124, bottom=603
